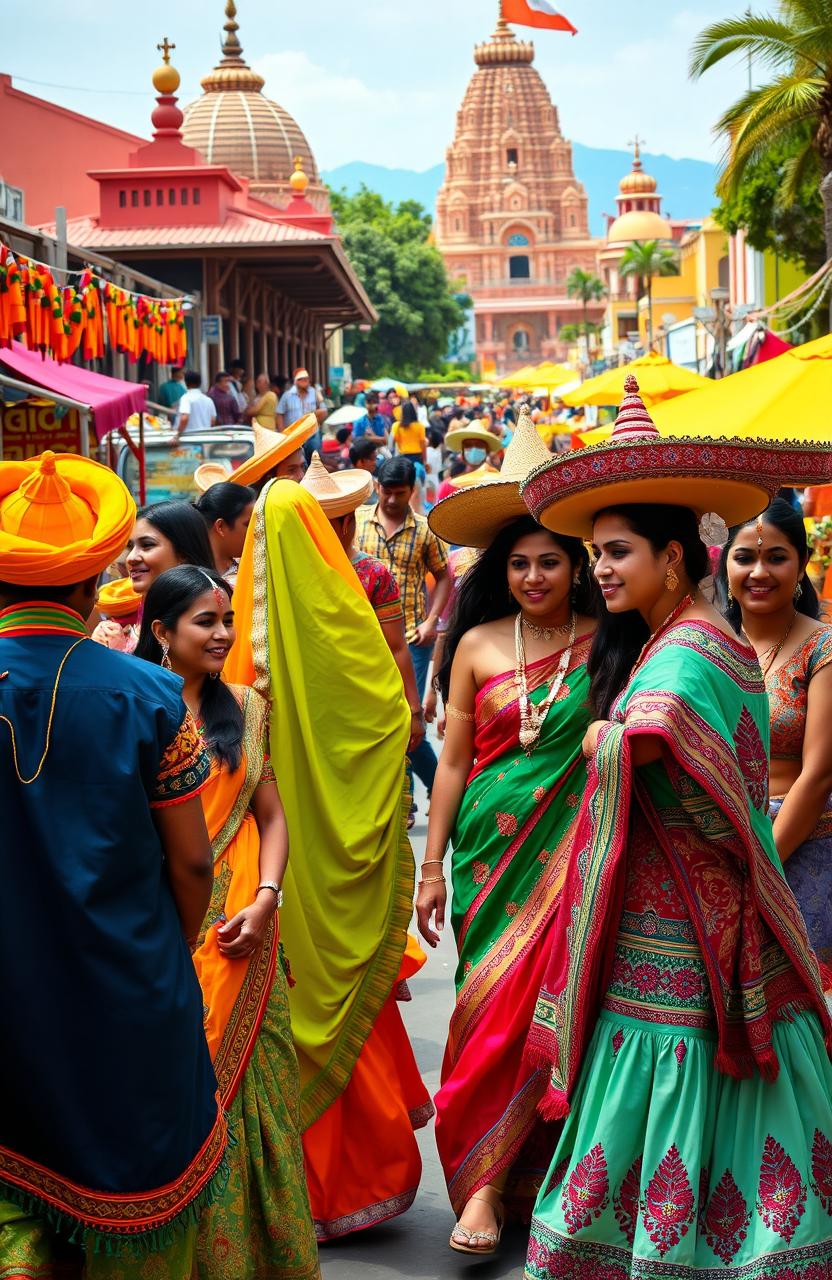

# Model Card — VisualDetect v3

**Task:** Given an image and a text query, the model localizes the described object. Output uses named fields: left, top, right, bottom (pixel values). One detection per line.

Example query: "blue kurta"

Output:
left=0, top=604, right=226, bottom=1248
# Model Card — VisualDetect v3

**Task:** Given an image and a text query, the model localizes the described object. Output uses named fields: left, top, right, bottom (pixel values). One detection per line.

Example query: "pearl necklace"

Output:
left=521, top=614, right=573, bottom=641
left=515, top=611, right=577, bottom=755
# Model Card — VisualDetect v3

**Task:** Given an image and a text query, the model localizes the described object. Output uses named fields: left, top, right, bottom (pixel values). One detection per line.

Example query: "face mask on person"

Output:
left=463, top=446, right=487, bottom=466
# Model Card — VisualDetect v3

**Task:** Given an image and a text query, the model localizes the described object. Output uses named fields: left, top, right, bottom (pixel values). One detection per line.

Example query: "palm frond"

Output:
left=715, top=76, right=825, bottom=193
left=690, top=14, right=826, bottom=78
left=779, top=134, right=821, bottom=203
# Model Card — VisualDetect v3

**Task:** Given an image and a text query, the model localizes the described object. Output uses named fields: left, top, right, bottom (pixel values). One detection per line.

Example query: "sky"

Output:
left=3, top=0, right=749, bottom=172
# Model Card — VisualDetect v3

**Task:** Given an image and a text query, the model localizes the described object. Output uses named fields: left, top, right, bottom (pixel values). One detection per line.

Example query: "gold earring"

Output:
left=161, top=640, right=172, bottom=670
left=727, top=584, right=734, bottom=605
left=665, top=565, right=679, bottom=591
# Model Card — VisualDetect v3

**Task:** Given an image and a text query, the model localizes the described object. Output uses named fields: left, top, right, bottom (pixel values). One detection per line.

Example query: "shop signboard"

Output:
left=1, top=399, right=81, bottom=460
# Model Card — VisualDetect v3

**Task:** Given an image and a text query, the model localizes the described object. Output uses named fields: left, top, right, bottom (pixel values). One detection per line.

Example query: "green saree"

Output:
left=435, top=634, right=593, bottom=1218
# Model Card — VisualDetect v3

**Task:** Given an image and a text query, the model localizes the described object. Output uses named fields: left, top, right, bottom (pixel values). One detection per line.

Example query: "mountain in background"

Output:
left=322, top=145, right=717, bottom=235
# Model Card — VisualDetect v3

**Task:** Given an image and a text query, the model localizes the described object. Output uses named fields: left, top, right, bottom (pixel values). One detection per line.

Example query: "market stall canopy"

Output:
left=369, top=378, right=409, bottom=396
left=562, top=351, right=713, bottom=409
left=324, top=404, right=366, bottom=427
left=0, top=343, right=146, bottom=441
left=575, top=333, right=832, bottom=447
left=649, top=332, right=832, bottom=442
left=531, top=362, right=575, bottom=390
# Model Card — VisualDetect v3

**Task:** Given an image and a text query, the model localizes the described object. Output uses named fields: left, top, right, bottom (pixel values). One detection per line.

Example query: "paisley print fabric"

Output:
left=767, top=626, right=832, bottom=761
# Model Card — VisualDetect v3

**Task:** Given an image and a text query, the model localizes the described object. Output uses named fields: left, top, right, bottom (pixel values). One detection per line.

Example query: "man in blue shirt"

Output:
left=277, top=368, right=327, bottom=459
left=353, top=394, right=391, bottom=444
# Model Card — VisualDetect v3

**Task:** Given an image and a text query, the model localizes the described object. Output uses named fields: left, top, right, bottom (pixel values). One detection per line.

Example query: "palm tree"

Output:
left=618, top=240, right=679, bottom=348
left=566, top=268, right=605, bottom=349
left=690, top=4, right=832, bottom=268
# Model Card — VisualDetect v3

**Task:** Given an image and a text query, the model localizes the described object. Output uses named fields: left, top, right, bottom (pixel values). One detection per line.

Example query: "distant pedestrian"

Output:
left=276, top=369, right=327, bottom=460
left=245, top=373, right=278, bottom=428
left=157, top=365, right=186, bottom=409
left=174, top=370, right=217, bottom=440
left=208, top=370, right=241, bottom=425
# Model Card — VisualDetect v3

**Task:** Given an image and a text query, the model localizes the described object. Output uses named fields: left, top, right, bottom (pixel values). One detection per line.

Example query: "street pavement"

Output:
left=319, top=741, right=528, bottom=1280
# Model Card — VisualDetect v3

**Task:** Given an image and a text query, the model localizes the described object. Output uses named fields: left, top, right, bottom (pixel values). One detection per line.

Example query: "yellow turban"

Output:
left=0, top=452, right=136, bottom=586
left=96, top=576, right=141, bottom=618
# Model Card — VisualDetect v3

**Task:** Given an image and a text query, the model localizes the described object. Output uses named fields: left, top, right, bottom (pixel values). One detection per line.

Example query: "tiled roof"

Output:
left=55, top=210, right=330, bottom=249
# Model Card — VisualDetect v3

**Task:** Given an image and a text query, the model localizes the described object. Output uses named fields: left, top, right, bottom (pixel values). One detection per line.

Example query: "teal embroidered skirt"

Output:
left=526, top=840, right=832, bottom=1278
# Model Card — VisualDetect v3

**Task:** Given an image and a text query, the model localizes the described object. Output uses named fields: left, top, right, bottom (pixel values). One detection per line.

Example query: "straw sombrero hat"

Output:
left=230, top=414, right=318, bottom=488
left=444, top=420, right=503, bottom=454
left=522, top=373, right=832, bottom=539
left=429, top=407, right=551, bottom=547
left=193, top=461, right=232, bottom=493
left=299, top=452, right=372, bottom=517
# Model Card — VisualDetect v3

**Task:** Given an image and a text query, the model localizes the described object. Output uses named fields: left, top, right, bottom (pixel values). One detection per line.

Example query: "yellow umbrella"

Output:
left=531, top=363, right=576, bottom=394
left=573, top=333, right=832, bottom=448
left=562, top=351, right=713, bottom=409
left=499, top=364, right=539, bottom=389
left=649, top=332, right=832, bottom=441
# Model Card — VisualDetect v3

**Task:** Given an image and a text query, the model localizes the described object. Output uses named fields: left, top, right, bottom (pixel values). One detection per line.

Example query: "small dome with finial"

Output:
left=182, top=1, right=329, bottom=212
left=152, top=36, right=180, bottom=95
left=289, top=156, right=309, bottom=195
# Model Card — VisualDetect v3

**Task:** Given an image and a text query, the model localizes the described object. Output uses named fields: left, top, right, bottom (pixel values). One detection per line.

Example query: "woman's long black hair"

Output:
left=715, top=495, right=820, bottom=633
left=140, top=500, right=217, bottom=571
left=193, top=482, right=256, bottom=529
left=588, top=504, right=710, bottom=719
left=135, top=565, right=244, bottom=771
left=436, top=515, right=597, bottom=700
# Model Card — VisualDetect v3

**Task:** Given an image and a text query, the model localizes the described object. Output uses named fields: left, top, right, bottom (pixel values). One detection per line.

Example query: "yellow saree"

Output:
left=224, top=481, right=414, bottom=1128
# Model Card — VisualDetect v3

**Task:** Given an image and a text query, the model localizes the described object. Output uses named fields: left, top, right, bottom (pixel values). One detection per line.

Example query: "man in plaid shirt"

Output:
left=356, top=457, right=451, bottom=810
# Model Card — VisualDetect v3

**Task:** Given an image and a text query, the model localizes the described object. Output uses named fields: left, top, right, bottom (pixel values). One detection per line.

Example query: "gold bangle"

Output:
left=422, top=859, right=444, bottom=865
left=419, top=875, right=446, bottom=885
left=446, top=703, right=475, bottom=723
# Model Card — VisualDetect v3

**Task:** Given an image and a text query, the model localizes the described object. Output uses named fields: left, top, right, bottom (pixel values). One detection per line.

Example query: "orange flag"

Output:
left=501, top=0, right=576, bottom=32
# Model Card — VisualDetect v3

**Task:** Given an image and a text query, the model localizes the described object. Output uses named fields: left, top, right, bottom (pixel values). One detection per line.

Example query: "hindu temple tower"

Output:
left=435, top=16, right=602, bottom=374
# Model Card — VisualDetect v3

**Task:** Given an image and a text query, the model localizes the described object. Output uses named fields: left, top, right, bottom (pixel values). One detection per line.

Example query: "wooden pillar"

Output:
left=260, top=285, right=269, bottom=375
left=245, top=299, right=255, bottom=379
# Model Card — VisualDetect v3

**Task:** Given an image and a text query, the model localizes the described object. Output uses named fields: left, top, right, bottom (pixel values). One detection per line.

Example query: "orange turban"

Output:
left=96, top=576, right=141, bottom=618
left=0, top=451, right=136, bottom=586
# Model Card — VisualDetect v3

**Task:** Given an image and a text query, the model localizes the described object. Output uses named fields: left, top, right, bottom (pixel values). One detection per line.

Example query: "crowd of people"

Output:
left=3, top=372, right=832, bottom=1280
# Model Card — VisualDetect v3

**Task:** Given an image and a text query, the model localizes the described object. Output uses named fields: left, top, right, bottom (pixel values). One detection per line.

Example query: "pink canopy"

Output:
left=0, top=342, right=146, bottom=441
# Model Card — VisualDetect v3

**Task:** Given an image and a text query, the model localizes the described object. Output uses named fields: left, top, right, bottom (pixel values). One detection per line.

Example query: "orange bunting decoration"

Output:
left=0, top=239, right=187, bottom=366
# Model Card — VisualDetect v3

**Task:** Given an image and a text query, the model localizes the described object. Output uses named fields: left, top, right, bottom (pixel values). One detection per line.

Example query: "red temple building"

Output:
left=435, top=17, right=603, bottom=374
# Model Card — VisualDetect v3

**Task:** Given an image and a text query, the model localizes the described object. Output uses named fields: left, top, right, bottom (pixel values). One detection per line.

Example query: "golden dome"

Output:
left=289, top=157, right=309, bottom=195
left=607, top=208, right=672, bottom=244
left=182, top=1, right=329, bottom=212
left=618, top=138, right=657, bottom=195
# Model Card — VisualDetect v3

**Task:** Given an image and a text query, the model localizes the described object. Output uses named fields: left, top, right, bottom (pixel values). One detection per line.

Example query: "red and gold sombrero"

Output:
left=522, top=374, right=832, bottom=539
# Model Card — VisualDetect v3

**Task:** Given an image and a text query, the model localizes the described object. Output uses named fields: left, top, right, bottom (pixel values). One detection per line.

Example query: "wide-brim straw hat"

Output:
left=193, top=461, right=232, bottom=492
left=429, top=407, right=551, bottom=547
left=300, top=451, right=373, bottom=517
left=230, top=414, right=318, bottom=488
left=522, top=373, right=832, bottom=539
left=444, top=420, right=503, bottom=454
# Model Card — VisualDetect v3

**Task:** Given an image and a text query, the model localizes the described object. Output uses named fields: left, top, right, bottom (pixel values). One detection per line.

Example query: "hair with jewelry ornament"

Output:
left=135, top=565, right=244, bottom=770
left=436, top=514, right=597, bottom=701
left=716, top=496, right=820, bottom=632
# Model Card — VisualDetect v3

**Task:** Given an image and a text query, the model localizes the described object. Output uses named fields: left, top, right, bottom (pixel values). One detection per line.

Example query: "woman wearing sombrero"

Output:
left=522, top=376, right=832, bottom=1277
left=420, top=410, right=598, bottom=1254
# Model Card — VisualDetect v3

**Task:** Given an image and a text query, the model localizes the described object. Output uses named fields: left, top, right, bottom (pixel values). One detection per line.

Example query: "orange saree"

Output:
left=191, top=687, right=320, bottom=1280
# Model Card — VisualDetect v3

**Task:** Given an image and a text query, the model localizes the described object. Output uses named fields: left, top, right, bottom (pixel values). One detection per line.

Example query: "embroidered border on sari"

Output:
left=528, top=627, right=831, bottom=1119
left=0, top=1097, right=227, bottom=1241
left=448, top=1072, right=547, bottom=1212
left=475, top=635, right=593, bottom=734
left=248, top=490, right=416, bottom=1130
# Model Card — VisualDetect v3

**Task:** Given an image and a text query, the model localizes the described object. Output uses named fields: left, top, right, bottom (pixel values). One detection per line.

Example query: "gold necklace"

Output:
left=758, top=611, right=797, bottom=679
left=515, top=612, right=576, bottom=755
left=521, top=614, right=572, bottom=641
left=0, top=638, right=87, bottom=784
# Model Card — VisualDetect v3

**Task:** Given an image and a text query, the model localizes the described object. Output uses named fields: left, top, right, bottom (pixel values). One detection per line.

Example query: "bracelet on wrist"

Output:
left=257, top=881, right=283, bottom=909
left=419, top=874, right=446, bottom=885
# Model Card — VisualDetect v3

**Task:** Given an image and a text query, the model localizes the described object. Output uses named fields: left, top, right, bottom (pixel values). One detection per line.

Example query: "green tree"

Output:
left=329, top=186, right=469, bottom=379
left=566, top=268, right=605, bottom=344
left=559, top=321, right=601, bottom=345
left=714, top=129, right=826, bottom=271
left=690, top=3, right=832, bottom=272
left=618, top=240, right=680, bottom=347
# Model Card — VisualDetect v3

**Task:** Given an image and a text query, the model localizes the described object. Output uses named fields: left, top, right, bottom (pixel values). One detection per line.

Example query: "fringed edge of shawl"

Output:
left=0, top=1127, right=234, bottom=1258
left=298, top=766, right=415, bottom=1129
